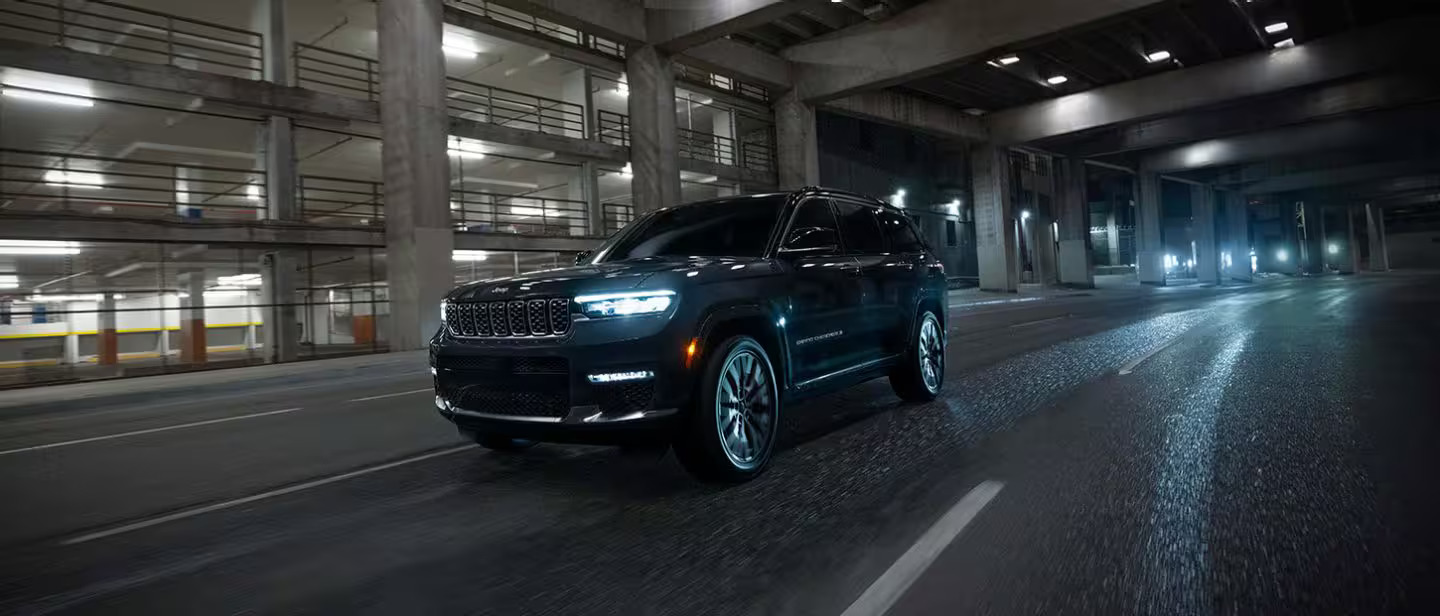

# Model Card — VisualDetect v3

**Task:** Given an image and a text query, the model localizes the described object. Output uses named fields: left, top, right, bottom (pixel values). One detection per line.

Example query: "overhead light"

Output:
left=891, top=188, right=906, bottom=208
left=1276, top=249, right=1289, bottom=262
left=0, top=240, right=82, bottom=255
left=453, top=250, right=488, bottom=261
left=217, top=273, right=262, bottom=287
left=44, top=170, right=105, bottom=188
left=996, top=55, right=1020, bottom=66
left=615, top=81, right=630, bottom=96
left=443, top=34, right=479, bottom=58
left=0, top=274, right=17, bottom=289
left=246, top=184, right=261, bottom=200
left=27, top=293, right=102, bottom=302
left=947, top=199, right=961, bottom=215
left=447, top=137, right=486, bottom=160
left=1045, top=75, right=1068, bottom=85
left=619, top=162, right=633, bottom=177
left=2, top=89, right=95, bottom=107
left=1272, top=38, right=1294, bottom=49
left=1146, top=50, right=1172, bottom=63
left=1328, top=242, right=1339, bottom=255
left=1264, top=21, right=1289, bottom=34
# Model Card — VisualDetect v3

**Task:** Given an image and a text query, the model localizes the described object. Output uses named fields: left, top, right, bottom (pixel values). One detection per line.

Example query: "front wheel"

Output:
left=673, top=336, right=780, bottom=483
left=890, top=310, right=944, bottom=402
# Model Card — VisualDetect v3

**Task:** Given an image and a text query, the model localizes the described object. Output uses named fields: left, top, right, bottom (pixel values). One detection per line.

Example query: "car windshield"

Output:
left=593, top=195, right=785, bottom=262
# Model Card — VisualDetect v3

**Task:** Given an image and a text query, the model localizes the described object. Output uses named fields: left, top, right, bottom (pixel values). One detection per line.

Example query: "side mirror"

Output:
left=779, top=227, right=839, bottom=255
left=574, top=250, right=592, bottom=266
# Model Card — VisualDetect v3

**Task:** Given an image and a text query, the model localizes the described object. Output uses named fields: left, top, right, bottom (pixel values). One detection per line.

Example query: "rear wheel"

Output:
left=674, top=336, right=779, bottom=483
left=890, top=310, right=944, bottom=402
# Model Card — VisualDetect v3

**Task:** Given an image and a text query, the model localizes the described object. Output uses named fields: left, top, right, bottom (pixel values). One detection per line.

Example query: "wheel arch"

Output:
left=693, top=302, right=790, bottom=392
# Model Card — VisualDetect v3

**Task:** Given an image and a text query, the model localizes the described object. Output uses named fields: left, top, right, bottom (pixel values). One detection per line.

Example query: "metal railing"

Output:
left=446, top=0, right=624, bottom=59
left=0, top=149, right=265, bottom=220
left=451, top=190, right=589, bottom=236
left=294, top=43, right=377, bottom=101
left=0, top=0, right=263, bottom=80
left=447, top=76, right=586, bottom=138
left=602, top=202, right=635, bottom=235
left=299, top=175, right=383, bottom=225
left=596, top=111, right=776, bottom=173
left=675, top=64, right=770, bottom=104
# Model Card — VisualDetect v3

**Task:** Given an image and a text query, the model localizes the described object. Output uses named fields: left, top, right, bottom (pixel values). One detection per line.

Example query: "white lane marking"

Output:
left=840, top=480, right=1004, bottom=616
left=60, top=444, right=477, bottom=546
left=1118, top=336, right=1186, bottom=375
left=348, top=388, right=433, bottom=402
left=0, top=408, right=303, bottom=457
left=1008, top=314, right=1069, bottom=329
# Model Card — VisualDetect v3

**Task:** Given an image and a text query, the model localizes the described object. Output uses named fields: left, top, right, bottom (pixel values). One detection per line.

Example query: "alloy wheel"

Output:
left=715, top=348, right=776, bottom=470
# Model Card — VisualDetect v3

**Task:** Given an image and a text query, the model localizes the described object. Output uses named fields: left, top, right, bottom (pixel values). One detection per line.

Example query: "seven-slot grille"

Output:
left=447, top=298, right=571, bottom=338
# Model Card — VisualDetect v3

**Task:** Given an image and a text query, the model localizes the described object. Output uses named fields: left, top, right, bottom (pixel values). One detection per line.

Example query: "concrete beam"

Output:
left=447, top=118, right=627, bottom=162
left=454, top=232, right=601, bottom=252
left=1140, top=114, right=1414, bottom=174
left=0, top=214, right=382, bottom=246
left=1239, top=160, right=1440, bottom=196
left=784, top=0, right=1165, bottom=102
left=679, top=157, right=777, bottom=188
left=444, top=4, right=625, bottom=74
left=1041, top=73, right=1440, bottom=157
left=988, top=15, right=1440, bottom=145
left=0, top=39, right=378, bottom=123
left=822, top=90, right=988, bottom=143
left=486, top=0, right=645, bottom=44
left=682, top=38, right=794, bottom=90
left=647, top=0, right=824, bottom=52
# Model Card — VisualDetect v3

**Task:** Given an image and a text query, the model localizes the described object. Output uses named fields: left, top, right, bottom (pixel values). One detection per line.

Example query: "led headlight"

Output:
left=440, top=299, right=448, bottom=324
left=574, top=290, right=675, bottom=318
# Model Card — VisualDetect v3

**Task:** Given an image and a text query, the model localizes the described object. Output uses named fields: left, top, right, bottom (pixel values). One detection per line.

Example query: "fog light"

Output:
left=588, top=370, right=654, bottom=384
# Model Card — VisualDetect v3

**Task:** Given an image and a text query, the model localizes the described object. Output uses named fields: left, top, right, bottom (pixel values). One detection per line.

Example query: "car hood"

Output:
left=448, top=256, right=772, bottom=301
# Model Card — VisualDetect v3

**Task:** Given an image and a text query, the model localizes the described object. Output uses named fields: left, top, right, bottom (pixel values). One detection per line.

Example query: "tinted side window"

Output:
left=834, top=201, right=887, bottom=254
left=786, top=199, right=841, bottom=242
left=878, top=209, right=925, bottom=253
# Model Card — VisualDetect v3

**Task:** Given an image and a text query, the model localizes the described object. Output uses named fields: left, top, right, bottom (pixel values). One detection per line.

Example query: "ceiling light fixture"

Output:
left=452, top=250, right=489, bottom=261
left=620, top=162, right=633, bottom=178
left=217, top=273, right=262, bottom=287
left=442, top=34, right=480, bottom=58
left=447, top=137, right=487, bottom=160
left=1264, top=21, right=1289, bottom=34
left=0, top=274, right=18, bottom=289
left=44, top=170, right=105, bottom=188
left=997, top=55, right=1020, bottom=65
left=2, top=89, right=95, bottom=107
left=1146, top=50, right=1172, bottom=63
left=0, top=240, right=82, bottom=255
left=1273, top=38, right=1295, bottom=49
left=1045, top=75, right=1068, bottom=85
left=246, top=184, right=261, bottom=200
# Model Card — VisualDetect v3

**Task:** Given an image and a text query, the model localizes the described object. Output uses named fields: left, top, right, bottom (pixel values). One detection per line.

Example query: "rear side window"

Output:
left=833, top=201, right=887, bottom=254
left=878, top=209, right=925, bottom=253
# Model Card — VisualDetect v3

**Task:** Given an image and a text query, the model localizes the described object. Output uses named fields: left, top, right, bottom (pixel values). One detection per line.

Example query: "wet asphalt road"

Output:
left=1, top=273, right=1438, bottom=615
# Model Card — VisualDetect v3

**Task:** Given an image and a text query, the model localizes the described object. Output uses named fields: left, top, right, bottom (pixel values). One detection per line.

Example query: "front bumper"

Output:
left=430, top=313, right=694, bottom=444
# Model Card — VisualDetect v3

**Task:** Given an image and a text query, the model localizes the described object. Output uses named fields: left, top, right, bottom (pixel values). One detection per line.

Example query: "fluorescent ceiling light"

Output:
left=246, top=184, right=261, bottom=200
left=1264, top=21, right=1289, bottom=34
left=453, top=250, right=489, bottom=261
left=1146, top=50, right=1172, bottom=63
left=1045, top=75, right=1068, bottom=85
left=1273, top=38, right=1295, bottom=49
left=443, top=34, right=479, bottom=58
left=2, top=89, right=95, bottom=107
left=26, top=294, right=101, bottom=302
left=996, top=55, right=1020, bottom=65
left=0, top=240, right=82, bottom=255
left=615, top=81, right=630, bottom=96
left=44, top=170, right=104, bottom=188
left=0, top=274, right=17, bottom=289
left=447, top=137, right=487, bottom=160
left=217, top=273, right=262, bottom=287
left=620, top=162, right=633, bottom=177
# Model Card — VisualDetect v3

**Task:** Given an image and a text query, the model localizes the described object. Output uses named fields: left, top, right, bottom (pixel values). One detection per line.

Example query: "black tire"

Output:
left=890, top=310, right=944, bottom=402
left=673, top=336, right=780, bottom=483
left=470, top=432, right=538, bottom=452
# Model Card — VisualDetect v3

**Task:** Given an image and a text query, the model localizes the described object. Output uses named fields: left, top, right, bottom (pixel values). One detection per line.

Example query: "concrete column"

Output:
left=970, top=143, right=1018, bottom=292
left=178, top=271, right=206, bottom=364
left=626, top=45, right=681, bottom=214
left=1192, top=183, right=1219, bottom=284
left=97, top=293, right=118, bottom=365
left=255, top=0, right=292, bottom=86
left=1365, top=203, right=1389, bottom=271
left=1106, top=209, right=1121, bottom=266
left=562, top=66, right=589, bottom=140
left=1032, top=210, right=1057, bottom=285
left=63, top=332, right=80, bottom=366
left=1136, top=170, right=1165, bottom=285
left=1302, top=201, right=1324, bottom=274
left=775, top=89, right=819, bottom=190
left=1056, top=157, right=1093, bottom=288
left=1340, top=206, right=1359, bottom=274
left=379, top=0, right=454, bottom=350
left=261, top=250, right=301, bottom=363
left=260, top=116, right=298, bottom=221
left=1224, top=191, right=1252, bottom=283
left=580, top=161, right=602, bottom=236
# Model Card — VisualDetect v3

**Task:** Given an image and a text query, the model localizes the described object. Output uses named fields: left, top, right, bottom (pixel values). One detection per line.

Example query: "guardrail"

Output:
left=0, top=0, right=263, bottom=80
left=452, top=190, right=588, bottom=236
left=601, top=202, right=635, bottom=235
left=597, top=110, right=630, bottom=147
left=739, top=136, right=776, bottom=174
left=0, top=149, right=265, bottom=220
left=446, top=0, right=624, bottom=59
left=294, top=43, right=377, bottom=101
left=674, top=64, right=770, bottom=104
left=299, top=175, right=382, bottom=225
left=447, top=76, right=586, bottom=138
left=596, top=111, right=775, bottom=173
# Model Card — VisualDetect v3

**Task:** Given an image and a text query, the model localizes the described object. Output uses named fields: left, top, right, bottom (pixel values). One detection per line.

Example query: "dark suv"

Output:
left=430, top=187, right=947, bottom=481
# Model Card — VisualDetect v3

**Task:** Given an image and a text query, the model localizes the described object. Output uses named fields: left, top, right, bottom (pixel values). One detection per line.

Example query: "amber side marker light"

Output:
left=686, top=339, right=699, bottom=367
